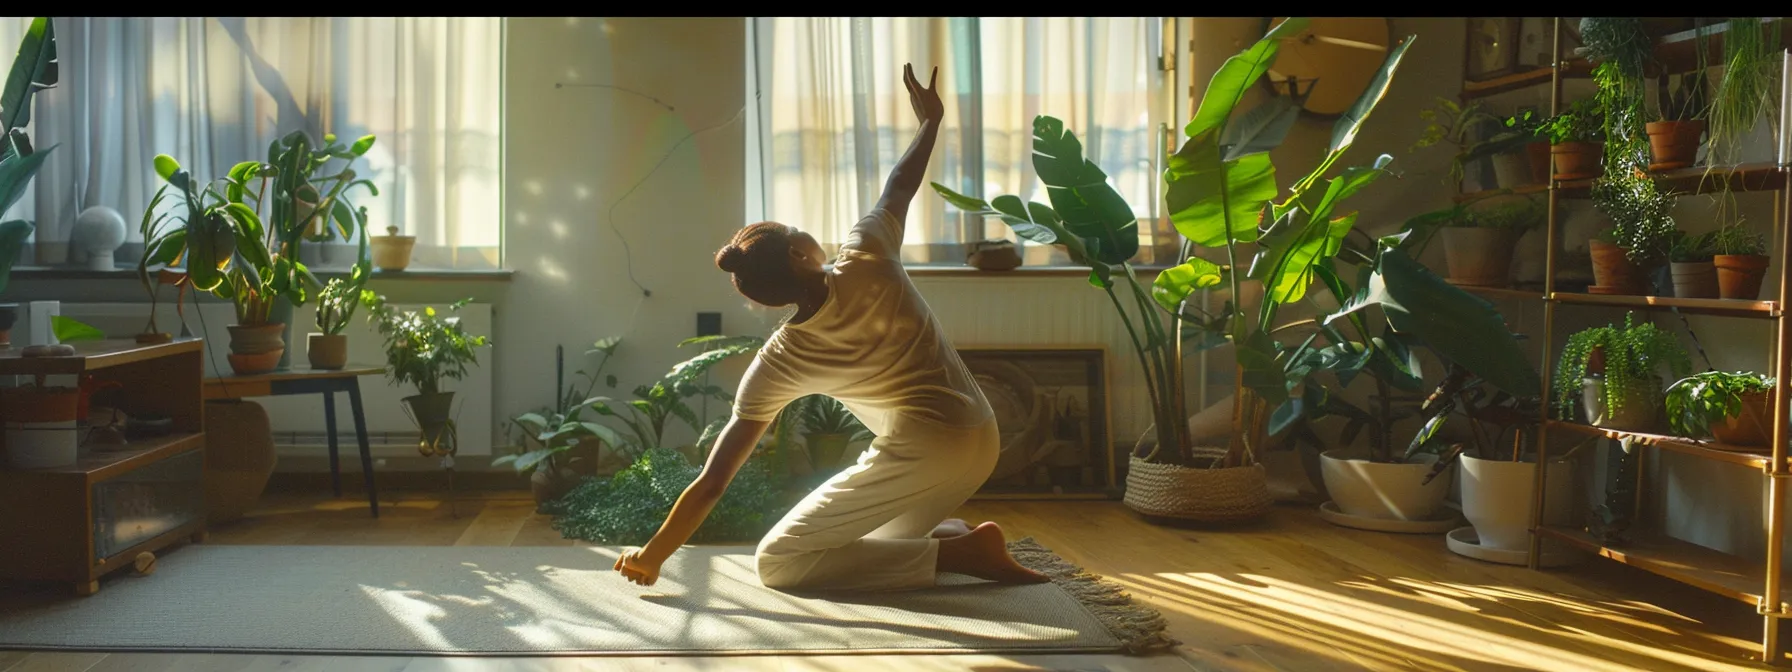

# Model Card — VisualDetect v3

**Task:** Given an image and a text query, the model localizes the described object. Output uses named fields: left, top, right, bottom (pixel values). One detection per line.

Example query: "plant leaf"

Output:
left=1151, top=256, right=1224, bottom=312
left=1030, top=116, right=1139, bottom=265
left=1185, top=17, right=1310, bottom=140
left=50, top=315, right=103, bottom=342
left=1222, top=93, right=1301, bottom=161
left=1164, top=136, right=1277, bottom=246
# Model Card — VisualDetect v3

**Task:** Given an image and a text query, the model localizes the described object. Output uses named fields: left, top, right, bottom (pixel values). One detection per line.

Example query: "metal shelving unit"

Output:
left=1515, top=18, right=1792, bottom=664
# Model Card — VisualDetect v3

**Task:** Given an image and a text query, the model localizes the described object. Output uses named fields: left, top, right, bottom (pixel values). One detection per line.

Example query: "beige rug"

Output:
left=0, top=538, right=1172, bottom=656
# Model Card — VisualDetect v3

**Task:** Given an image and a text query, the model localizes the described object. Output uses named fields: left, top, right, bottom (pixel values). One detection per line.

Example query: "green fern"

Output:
left=1553, top=312, right=1691, bottom=421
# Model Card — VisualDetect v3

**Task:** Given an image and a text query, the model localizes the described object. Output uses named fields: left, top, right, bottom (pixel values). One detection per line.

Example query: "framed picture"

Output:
left=1464, top=18, right=1521, bottom=82
left=958, top=347, right=1114, bottom=499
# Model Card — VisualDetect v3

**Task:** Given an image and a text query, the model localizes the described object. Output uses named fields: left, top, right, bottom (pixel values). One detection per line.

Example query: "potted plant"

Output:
left=797, top=395, right=874, bottom=481
left=309, top=247, right=371, bottom=369
left=934, top=19, right=1419, bottom=524
left=584, top=335, right=763, bottom=461
left=1588, top=173, right=1678, bottom=296
left=1412, top=97, right=1534, bottom=191
left=1440, top=195, right=1544, bottom=287
left=360, top=292, right=492, bottom=456
left=0, top=18, right=59, bottom=346
left=496, top=338, right=627, bottom=511
left=1667, top=229, right=1719, bottom=298
left=1666, top=370, right=1775, bottom=447
left=1504, top=109, right=1552, bottom=187
left=1648, top=72, right=1709, bottom=170
left=1712, top=222, right=1770, bottom=300
left=1707, top=18, right=1780, bottom=168
left=371, top=226, right=415, bottom=272
left=254, top=130, right=379, bottom=369
left=1553, top=312, right=1691, bottom=433
left=1540, top=98, right=1606, bottom=180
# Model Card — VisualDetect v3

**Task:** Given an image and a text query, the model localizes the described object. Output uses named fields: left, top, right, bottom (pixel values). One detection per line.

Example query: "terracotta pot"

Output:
left=228, top=322, right=287, bottom=355
left=1552, top=141, right=1605, bottom=180
left=529, top=465, right=583, bottom=512
left=307, top=333, right=349, bottom=370
left=1646, top=120, right=1705, bottom=170
left=1711, top=390, right=1773, bottom=447
left=1714, top=254, right=1770, bottom=300
left=227, top=322, right=287, bottom=375
left=1588, top=240, right=1652, bottom=295
left=1525, top=141, right=1552, bottom=185
left=1441, top=227, right=1523, bottom=287
left=371, top=225, right=415, bottom=272
left=1670, top=261, right=1719, bottom=299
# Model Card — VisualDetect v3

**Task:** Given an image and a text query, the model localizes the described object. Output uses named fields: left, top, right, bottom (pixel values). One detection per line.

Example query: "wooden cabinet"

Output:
left=0, top=338, right=207, bottom=595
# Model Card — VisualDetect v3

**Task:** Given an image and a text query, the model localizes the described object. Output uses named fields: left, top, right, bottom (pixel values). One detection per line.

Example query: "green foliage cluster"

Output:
left=1552, top=312, right=1690, bottom=421
left=545, top=447, right=790, bottom=545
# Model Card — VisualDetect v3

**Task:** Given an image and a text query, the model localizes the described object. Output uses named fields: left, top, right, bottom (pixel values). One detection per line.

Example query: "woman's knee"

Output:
left=754, top=543, right=804, bottom=590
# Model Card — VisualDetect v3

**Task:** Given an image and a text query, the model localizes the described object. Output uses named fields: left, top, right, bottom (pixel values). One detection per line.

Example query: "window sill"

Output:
left=905, top=264, right=1171, bottom=278
left=8, top=266, right=516, bottom=283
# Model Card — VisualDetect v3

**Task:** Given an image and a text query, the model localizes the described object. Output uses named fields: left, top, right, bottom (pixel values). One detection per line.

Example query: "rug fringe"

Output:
left=1007, top=537, right=1179, bottom=655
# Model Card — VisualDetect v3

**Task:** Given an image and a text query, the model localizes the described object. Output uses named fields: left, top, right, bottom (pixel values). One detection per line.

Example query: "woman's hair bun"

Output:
left=715, top=244, right=746, bottom=273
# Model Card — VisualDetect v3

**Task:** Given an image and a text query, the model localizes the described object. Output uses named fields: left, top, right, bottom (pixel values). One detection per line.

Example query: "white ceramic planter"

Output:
left=1581, top=376, right=1661, bottom=432
left=1319, top=450, right=1452, bottom=521
left=1460, top=454, right=1575, bottom=551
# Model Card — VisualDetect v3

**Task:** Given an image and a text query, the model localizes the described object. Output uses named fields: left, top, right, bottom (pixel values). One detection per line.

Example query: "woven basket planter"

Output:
left=1123, top=447, right=1273, bottom=524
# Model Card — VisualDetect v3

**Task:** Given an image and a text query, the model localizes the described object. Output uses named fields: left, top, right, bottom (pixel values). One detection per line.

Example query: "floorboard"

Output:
left=2, top=488, right=1781, bottom=671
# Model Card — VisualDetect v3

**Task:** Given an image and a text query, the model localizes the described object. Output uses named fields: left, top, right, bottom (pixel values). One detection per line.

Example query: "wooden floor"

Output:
left=1, top=488, right=1783, bottom=672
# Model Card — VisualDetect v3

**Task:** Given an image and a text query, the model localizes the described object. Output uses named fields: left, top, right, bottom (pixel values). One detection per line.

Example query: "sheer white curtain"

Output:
left=0, top=17, right=502, bottom=270
left=748, top=17, right=1169, bottom=266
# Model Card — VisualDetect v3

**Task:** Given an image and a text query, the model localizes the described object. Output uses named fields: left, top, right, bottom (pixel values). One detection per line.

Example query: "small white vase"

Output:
left=72, top=205, right=127, bottom=271
left=1320, top=450, right=1452, bottom=521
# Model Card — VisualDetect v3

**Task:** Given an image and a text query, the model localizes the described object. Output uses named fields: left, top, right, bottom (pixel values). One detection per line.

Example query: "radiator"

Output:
left=54, top=302, right=496, bottom=458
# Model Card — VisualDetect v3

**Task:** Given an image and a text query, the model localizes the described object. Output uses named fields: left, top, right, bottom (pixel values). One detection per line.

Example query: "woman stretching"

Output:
left=613, top=64, right=1048, bottom=592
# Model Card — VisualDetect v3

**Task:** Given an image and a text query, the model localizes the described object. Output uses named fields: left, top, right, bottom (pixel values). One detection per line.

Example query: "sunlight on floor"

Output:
left=1109, top=571, right=1762, bottom=672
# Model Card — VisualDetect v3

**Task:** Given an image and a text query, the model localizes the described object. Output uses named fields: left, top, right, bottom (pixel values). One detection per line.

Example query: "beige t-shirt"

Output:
left=731, top=209, right=992, bottom=436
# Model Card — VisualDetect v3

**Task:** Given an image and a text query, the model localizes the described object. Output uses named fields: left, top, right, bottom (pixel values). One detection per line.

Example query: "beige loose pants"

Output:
left=755, top=416, right=999, bottom=592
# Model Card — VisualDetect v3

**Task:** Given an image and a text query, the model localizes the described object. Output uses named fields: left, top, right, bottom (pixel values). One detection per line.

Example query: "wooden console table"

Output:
left=0, top=338, right=207, bottom=595
left=204, top=366, right=385, bottom=517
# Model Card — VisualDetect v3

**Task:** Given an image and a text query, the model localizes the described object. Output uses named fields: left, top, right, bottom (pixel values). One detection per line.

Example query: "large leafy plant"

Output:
left=932, top=19, right=1415, bottom=468
left=584, top=335, right=763, bottom=456
left=359, top=292, right=491, bottom=397
left=495, top=337, right=626, bottom=478
left=0, top=17, right=59, bottom=295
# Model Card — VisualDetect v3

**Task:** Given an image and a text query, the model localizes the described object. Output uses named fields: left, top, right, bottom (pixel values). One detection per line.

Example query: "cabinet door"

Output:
left=91, top=448, right=203, bottom=560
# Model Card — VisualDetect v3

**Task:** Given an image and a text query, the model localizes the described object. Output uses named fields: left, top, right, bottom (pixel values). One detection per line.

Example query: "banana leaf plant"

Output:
left=931, top=18, right=1414, bottom=469
left=0, top=17, right=59, bottom=296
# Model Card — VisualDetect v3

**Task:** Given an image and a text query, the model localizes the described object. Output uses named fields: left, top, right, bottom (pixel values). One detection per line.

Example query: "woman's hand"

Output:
left=904, top=63, right=942, bottom=124
left=614, top=549, right=663, bottom=586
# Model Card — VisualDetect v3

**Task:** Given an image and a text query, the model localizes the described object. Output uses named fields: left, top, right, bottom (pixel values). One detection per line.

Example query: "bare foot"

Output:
left=937, top=522, right=1051, bottom=584
left=930, top=518, right=973, bottom=539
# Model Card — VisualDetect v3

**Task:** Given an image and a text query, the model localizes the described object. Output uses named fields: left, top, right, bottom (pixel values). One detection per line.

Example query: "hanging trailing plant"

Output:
left=1579, top=18, right=1655, bottom=176
left=1708, top=18, right=1782, bottom=168
left=1552, top=312, right=1691, bottom=421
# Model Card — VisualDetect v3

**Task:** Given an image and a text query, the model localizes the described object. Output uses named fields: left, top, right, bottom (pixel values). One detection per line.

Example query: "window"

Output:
left=0, top=17, right=503, bottom=271
left=746, top=17, right=1176, bottom=266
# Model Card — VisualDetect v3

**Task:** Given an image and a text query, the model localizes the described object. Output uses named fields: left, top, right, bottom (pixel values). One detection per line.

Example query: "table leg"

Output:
left=348, top=379, right=379, bottom=518
left=324, top=390, right=341, bottom=497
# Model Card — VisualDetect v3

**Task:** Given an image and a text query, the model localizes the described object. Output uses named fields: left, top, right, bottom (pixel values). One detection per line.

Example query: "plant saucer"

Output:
left=1318, top=501, right=1460, bottom=534
left=1445, top=526, right=1581, bottom=567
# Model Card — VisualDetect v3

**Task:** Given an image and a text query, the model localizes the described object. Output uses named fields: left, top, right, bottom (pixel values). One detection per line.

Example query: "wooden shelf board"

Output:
left=1536, top=525, right=1785, bottom=610
left=1545, top=420, right=1772, bottom=469
left=0, top=338, right=202, bottom=376
left=1457, top=285, right=1547, bottom=302
left=1554, top=163, right=1787, bottom=199
left=1549, top=292, right=1777, bottom=319
left=0, top=432, right=205, bottom=483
